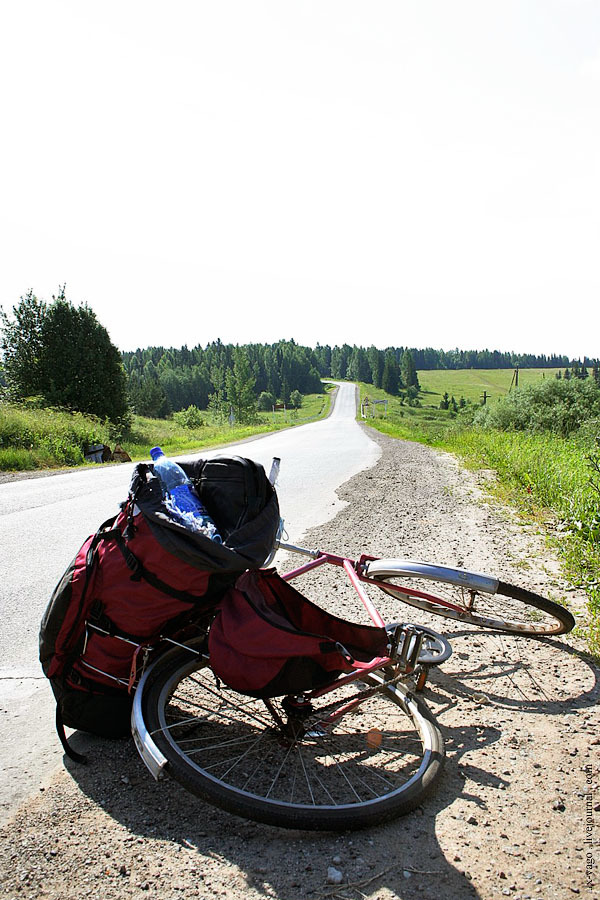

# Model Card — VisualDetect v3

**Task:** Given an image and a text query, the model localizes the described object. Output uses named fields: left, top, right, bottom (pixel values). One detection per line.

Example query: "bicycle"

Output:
left=131, top=477, right=574, bottom=832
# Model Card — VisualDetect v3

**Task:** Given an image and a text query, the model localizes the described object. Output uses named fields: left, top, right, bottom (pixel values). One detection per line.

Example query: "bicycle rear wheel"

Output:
left=366, top=559, right=575, bottom=636
left=139, top=641, right=444, bottom=831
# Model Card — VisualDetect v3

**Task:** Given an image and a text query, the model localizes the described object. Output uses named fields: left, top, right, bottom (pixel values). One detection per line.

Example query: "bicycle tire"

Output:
left=366, top=559, right=575, bottom=636
left=139, top=640, right=445, bottom=831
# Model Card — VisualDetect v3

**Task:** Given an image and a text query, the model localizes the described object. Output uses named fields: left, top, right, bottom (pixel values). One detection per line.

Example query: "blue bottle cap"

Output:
left=150, top=447, right=164, bottom=460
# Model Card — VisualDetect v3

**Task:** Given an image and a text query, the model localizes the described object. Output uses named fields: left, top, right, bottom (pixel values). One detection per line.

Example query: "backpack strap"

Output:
left=110, top=529, right=208, bottom=605
left=59, top=514, right=120, bottom=660
left=86, top=599, right=200, bottom=644
left=55, top=706, right=88, bottom=765
left=53, top=517, right=122, bottom=764
left=127, top=463, right=152, bottom=503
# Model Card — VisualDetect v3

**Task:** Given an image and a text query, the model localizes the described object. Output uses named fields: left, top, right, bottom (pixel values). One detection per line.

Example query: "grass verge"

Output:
left=0, top=387, right=332, bottom=472
left=355, top=380, right=600, bottom=656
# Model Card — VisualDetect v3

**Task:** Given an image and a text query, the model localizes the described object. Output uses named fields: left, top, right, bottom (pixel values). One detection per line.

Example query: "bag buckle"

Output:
left=128, top=644, right=148, bottom=693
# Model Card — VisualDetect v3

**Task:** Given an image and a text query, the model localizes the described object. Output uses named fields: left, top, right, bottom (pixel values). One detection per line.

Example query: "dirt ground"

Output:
left=1, top=429, right=598, bottom=900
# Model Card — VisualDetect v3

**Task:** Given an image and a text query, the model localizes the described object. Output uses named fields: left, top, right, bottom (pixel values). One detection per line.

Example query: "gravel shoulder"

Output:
left=1, top=429, right=598, bottom=900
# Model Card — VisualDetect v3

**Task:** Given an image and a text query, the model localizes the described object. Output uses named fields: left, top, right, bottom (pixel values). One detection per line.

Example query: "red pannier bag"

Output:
left=40, top=457, right=280, bottom=759
left=208, top=568, right=389, bottom=698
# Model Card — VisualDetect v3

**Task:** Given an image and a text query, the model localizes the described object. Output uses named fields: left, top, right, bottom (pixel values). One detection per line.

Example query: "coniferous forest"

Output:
left=5, top=290, right=593, bottom=425
left=121, top=340, right=591, bottom=419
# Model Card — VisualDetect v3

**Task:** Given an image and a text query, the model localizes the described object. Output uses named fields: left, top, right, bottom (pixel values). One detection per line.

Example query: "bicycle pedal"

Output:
left=387, top=624, right=424, bottom=671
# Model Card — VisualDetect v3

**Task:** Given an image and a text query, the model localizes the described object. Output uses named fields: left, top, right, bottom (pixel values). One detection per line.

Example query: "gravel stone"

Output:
left=326, top=867, right=343, bottom=884
left=0, top=429, right=597, bottom=900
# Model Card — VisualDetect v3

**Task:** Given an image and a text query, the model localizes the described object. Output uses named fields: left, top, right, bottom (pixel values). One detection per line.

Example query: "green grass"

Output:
left=442, top=428, right=600, bottom=655
left=357, top=380, right=458, bottom=444
left=0, top=387, right=332, bottom=472
left=0, top=404, right=111, bottom=469
left=358, top=368, right=565, bottom=445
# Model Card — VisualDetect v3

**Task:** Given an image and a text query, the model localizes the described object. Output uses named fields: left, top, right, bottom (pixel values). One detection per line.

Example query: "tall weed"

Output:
left=0, top=404, right=109, bottom=470
left=0, top=389, right=332, bottom=471
left=442, top=426, right=600, bottom=653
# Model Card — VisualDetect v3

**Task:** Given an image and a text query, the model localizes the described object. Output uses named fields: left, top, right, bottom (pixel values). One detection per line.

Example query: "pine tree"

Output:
left=225, top=349, right=258, bottom=424
left=129, top=375, right=170, bottom=418
left=367, top=346, right=384, bottom=388
left=347, top=346, right=371, bottom=383
left=381, top=353, right=399, bottom=395
left=1, top=287, right=128, bottom=422
left=37, top=290, right=129, bottom=421
left=401, top=350, right=420, bottom=389
left=0, top=290, right=47, bottom=398
left=208, top=365, right=228, bottom=423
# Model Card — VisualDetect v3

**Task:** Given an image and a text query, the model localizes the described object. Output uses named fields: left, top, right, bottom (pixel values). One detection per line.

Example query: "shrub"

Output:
left=173, top=405, right=205, bottom=429
left=474, top=378, right=600, bottom=436
left=257, top=391, right=275, bottom=412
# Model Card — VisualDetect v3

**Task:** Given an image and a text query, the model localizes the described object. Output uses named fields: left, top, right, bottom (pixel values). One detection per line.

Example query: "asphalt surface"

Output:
left=0, top=381, right=380, bottom=822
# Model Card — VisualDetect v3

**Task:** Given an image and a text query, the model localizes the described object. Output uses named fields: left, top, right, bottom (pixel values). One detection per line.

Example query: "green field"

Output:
left=357, top=368, right=565, bottom=444
left=417, top=367, right=562, bottom=406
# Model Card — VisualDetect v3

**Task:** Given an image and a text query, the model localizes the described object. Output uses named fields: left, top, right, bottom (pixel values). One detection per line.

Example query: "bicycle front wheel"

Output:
left=366, top=559, right=575, bottom=636
left=139, top=642, right=444, bottom=831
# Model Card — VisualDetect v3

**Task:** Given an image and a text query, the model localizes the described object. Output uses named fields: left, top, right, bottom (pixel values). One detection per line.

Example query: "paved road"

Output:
left=0, top=382, right=380, bottom=822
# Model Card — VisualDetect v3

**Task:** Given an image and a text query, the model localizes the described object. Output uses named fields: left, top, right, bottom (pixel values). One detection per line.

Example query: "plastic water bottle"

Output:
left=149, top=447, right=222, bottom=542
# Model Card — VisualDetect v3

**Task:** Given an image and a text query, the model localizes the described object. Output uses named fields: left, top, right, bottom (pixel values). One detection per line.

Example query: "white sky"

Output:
left=1, top=1, right=598, bottom=358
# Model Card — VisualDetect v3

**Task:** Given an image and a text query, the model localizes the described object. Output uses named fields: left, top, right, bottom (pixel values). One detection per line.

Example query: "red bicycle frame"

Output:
left=279, top=545, right=428, bottom=705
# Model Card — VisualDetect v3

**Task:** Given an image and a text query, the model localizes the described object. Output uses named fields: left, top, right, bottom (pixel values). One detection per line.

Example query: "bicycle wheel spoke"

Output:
left=269, top=743, right=313, bottom=803
left=296, top=748, right=332, bottom=805
left=141, top=648, right=444, bottom=829
left=161, top=688, right=275, bottom=734
left=312, top=740, right=365, bottom=803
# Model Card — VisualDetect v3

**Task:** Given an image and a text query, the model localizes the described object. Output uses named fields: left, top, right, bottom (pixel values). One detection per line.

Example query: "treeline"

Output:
left=407, top=348, right=576, bottom=370
left=122, top=341, right=323, bottom=418
left=122, top=340, right=599, bottom=419
left=3, top=286, right=593, bottom=427
left=121, top=341, right=423, bottom=418
left=320, top=344, right=598, bottom=375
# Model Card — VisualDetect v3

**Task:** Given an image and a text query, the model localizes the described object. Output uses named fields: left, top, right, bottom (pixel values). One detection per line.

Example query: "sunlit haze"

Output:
left=1, top=1, right=598, bottom=358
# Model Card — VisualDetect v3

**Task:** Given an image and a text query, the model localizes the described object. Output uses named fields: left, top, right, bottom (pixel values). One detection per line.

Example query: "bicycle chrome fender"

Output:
left=365, top=559, right=499, bottom=595
left=131, top=667, right=168, bottom=781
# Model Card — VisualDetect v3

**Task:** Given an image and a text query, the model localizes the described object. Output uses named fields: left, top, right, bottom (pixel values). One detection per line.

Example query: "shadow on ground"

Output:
left=64, top=718, right=483, bottom=900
